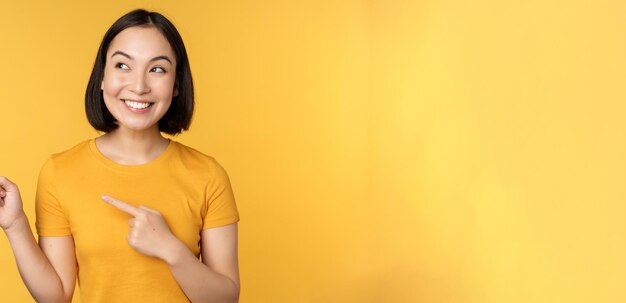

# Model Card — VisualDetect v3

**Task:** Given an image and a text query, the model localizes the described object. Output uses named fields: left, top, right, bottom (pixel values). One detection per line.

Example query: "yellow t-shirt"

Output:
left=35, top=139, right=240, bottom=302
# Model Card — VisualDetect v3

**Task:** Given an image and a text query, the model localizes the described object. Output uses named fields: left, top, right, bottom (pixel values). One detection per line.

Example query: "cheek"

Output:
left=159, top=76, right=177, bottom=92
left=154, top=78, right=177, bottom=99
left=102, top=74, right=125, bottom=98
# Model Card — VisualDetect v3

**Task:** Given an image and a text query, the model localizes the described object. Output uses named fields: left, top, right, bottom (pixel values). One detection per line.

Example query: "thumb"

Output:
left=0, top=176, right=18, bottom=192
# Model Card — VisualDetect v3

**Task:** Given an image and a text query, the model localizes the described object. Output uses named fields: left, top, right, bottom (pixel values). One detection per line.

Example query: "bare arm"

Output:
left=167, top=224, right=240, bottom=303
left=1, top=177, right=77, bottom=303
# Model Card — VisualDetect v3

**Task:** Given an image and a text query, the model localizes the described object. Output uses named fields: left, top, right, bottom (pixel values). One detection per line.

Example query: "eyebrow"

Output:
left=111, top=50, right=173, bottom=64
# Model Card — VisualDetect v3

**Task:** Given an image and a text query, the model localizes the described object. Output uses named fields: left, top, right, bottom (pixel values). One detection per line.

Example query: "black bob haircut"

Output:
left=85, top=9, right=194, bottom=135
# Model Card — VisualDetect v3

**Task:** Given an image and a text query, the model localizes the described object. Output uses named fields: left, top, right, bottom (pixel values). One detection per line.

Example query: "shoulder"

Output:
left=38, top=139, right=92, bottom=181
left=171, top=141, right=223, bottom=169
left=169, top=141, right=232, bottom=182
left=46, top=140, right=92, bottom=165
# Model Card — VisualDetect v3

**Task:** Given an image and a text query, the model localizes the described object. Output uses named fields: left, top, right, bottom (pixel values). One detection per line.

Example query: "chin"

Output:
left=117, top=123, right=159, bottom=132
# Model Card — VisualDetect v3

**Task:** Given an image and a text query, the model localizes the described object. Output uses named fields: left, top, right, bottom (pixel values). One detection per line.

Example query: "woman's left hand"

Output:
left=102, top=195, right=182, bottom=263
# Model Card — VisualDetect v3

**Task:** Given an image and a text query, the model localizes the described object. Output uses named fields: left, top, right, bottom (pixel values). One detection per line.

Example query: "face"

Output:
left=101, top=26, right=178, bottom=133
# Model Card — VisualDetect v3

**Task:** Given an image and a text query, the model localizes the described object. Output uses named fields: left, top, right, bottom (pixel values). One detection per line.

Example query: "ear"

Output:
left=173, top=80, right=179, bottom=97
left=101, top=80, right=104, bottom=90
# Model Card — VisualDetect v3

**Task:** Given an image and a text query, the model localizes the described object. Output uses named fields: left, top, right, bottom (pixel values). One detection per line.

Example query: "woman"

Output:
left=0, top=9, right=240, bottom=303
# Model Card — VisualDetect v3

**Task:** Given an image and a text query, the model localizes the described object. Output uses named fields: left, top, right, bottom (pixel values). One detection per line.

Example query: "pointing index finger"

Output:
left=102, top=195, right=140, bottom=217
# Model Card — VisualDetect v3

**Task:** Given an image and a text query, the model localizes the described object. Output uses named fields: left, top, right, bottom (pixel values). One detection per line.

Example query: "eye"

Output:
left=115, top=62, right=130, bottom=70
left=150, top=66, right=166, bottom=73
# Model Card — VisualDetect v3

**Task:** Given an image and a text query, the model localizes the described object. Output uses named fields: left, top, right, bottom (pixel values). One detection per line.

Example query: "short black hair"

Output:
left=85, top=9, right=194, bottom=135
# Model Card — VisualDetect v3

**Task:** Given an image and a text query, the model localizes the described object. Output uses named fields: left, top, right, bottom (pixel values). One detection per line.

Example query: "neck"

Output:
left=96, top=126, right=170, bottom=165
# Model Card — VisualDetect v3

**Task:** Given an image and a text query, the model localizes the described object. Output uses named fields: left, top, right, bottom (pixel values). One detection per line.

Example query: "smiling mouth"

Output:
left=123, top=99, right=154, bottom=110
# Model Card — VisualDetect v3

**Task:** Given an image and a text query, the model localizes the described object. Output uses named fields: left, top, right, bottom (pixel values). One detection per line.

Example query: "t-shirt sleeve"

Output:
left=202, top=160, right=240, bottom=229
left=35, top=157, right=72, bottom=236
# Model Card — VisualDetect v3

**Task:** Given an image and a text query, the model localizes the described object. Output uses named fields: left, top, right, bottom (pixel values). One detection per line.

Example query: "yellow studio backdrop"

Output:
left=0, top=0, right=625, bottom=302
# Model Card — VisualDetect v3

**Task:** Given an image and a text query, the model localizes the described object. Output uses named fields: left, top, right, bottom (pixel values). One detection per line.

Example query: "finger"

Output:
left=138, top=205, right=160, bottom=215
left=0, top=176, right=16, bottom=191
left=102, top=195, right=140, bottom=217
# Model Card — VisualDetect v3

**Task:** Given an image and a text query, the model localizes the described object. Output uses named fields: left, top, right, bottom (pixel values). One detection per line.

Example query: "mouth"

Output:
left=122, top=99, right=154, bottom=110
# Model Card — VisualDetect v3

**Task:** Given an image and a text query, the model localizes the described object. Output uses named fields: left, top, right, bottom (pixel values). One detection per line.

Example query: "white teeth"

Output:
left=124, top=100, right=151, bottom=109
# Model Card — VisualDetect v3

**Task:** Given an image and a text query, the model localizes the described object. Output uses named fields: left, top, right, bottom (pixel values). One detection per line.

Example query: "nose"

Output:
left=129, top=71, right=150, bottom=94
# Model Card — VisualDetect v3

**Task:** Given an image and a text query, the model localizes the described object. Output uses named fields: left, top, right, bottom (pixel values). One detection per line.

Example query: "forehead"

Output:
left=107, top=26, right=175, bottom=61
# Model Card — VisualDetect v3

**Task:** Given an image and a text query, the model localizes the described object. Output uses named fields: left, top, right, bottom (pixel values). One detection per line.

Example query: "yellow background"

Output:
left=1, top=0, right=625, bottom=302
